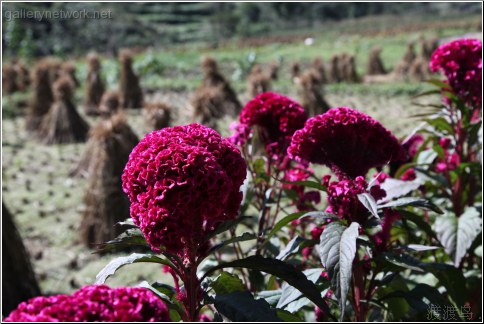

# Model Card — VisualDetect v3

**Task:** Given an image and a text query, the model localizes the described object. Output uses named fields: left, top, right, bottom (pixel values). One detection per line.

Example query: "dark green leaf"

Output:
left=276, top=268, right=324, bottom=309
left=380, top=253, right=467, bottom=308
left=262, top=211, right=337, bottom=251
left=205, top=216, right=253, bottom=241
left=434, top=214, right=458, bottom=261
left=358, top=193, right=380, bottom=218
left=276, top=309, right=303, bottom=322
left=276, top=236, right=308, bottom=261
left=214, top=291, right=281, bottom=322
left=456, top=207, right=482, bottom=267
left=95, top=253, right=173, bottom=284
left=404, top=244, right=439, bottom=252
left=404, top=284, right=454, bottom=320
left=137, top=281, right=185, bottom=316
left=281, top=179, right=327, bottom=191
left=94, top=228, right=149, bottom=253
left=211, top=272, right=245, bottom=295
left=256, top=290, right=282, bottom=307
left=378, top=197, right=443, bottom=214
left=318, top=222, right=360, bottom=320
left=203, top=255, right=331, bottom=317
left=210, top=232, right=257, bottom=253
left=400, top=210, right=435, bottom=239
left=379, top=179, right=421, bottom=201
left=425, top=79, right=452, bottom=89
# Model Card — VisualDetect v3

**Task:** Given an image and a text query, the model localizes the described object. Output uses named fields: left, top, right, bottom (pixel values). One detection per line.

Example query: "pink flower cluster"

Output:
left=435, top=137, right=460, bottom=173
left=283, top=165, right=321, bottom=212
left=288, top=107, right=404, bottom=179
left=429, top=39, right=482, bottom=110
left=5, top=285, right=170, bottom=322
left=325, top=176, right=386, bottom=223
left=122, top=124, right=247, bottom=256
left=238, top=92, right=307, bottom=156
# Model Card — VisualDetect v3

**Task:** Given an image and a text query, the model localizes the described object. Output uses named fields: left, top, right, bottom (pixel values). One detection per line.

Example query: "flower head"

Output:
left=239, top=92, right=307, bottom=157
left=430, top=39, right=482, bottom=110
left=283, top=165, right=320, bottom=211
left=122, top=124, right=246, bottom=256
left=325, top=176, right=386, bottom=223
left=5, top=285, right=170, bottom=322
left=288, top=107, right=404, bottom=179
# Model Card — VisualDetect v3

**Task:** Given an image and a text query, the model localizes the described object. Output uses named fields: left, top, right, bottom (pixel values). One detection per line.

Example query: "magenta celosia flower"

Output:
left=325, top=176, right=386, bottom=223
left=403, top=134, right=424, bottom=160
left=239, top=92, right=307, bottom=157
left=5, top=285, right=170, bottom=322
left=283, top=165, right=321, bottom=212
left=122, top=124, right=247, bottom=256
left=401, top=168, right=416, bottom=181
left=228, top=121, right=252, bottom=146
left=430, top=39, right=482, bottom=110
left=288, top=107, right=404, bottom=179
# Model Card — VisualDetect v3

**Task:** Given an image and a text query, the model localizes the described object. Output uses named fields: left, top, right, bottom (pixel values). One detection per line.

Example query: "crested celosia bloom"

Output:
left=239, top=92, right=307, bottom=157
left=228, top=121, right=252, bottom=146
left=5, top=285, right=170, bottom=322
left=122, top=124, right=247, bottom=256
left=429, top=39, right=482, bottom=110
left=288, top=107, right=404, bottom=179
left=283, top=165, right=321, bottom=212
left=325, top=176, right=386, bottom=223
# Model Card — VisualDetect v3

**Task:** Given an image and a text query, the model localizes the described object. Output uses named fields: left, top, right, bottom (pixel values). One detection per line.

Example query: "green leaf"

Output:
left=276, top=268, right=324, bottom=309
left=416, top=149, right=438, bottom=165
left=318, top=222, right=360, bottom=320
left=405, top=244, right=439, bottom=252
left=400, top=210, right=435, bottom=239
left=434, top=208, right=482, bottom=266
left=137, top=281, right=185, bottom=316
left=94, top=228, right=149, bottom=253
left=263, top=211, right=337, bottom=246
left=256, top=290, right=282, bottom=307
left=202, top=255, right=331, bottom=317
left=456, top=207, right=482, bottom=267
left=378, top=197, right=444, bottom=214
left=205, top=216, right=253, bottom=241
left=425, top=117, right=454, bottom=134
left=276, top=309, right=303, bottom=322
left=95, top=253, right=173, bottom=284
left=211, top=272, right=245, bottom=295
left=404, top=284, right=454, bottom=320
left=210, top=232, right=257, bottom=253
left=425, top=79, right=452, bottom=89
left=379, top=179, right=421, bottom=201
left=276, top=236, right=308, bottom=261
left=380, top=253, right=467, bottom=308
left=357, top=193, right=379, bottom=218
left=214, top=291, right=282, bottom=322
left=280, top=179, right=327, bottom=191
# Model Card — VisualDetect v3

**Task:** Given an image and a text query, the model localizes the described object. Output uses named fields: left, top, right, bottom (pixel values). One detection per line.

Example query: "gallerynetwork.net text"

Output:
left=4, top=9, right=112, bottom=21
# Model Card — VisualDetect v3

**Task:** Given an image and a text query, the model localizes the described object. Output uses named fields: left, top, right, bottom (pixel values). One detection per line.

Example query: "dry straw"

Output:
left=119, top=49, right=143, bottom=109
left=38, top=76, right=89, bottom=144
left=366, top=46, right=387, bottom=76
left=247, top=64, right=272, bottom=98
left=79, top=113, right=139, bottom=247
left=26, top=60, right=54, bottom=132
left=191, top=56, right=241, bottom=128
left=298, top=69, right=331, bottom=117
left=143, top=101, right=172, bottom=131
left=84, top=52, right=105, bottom=115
